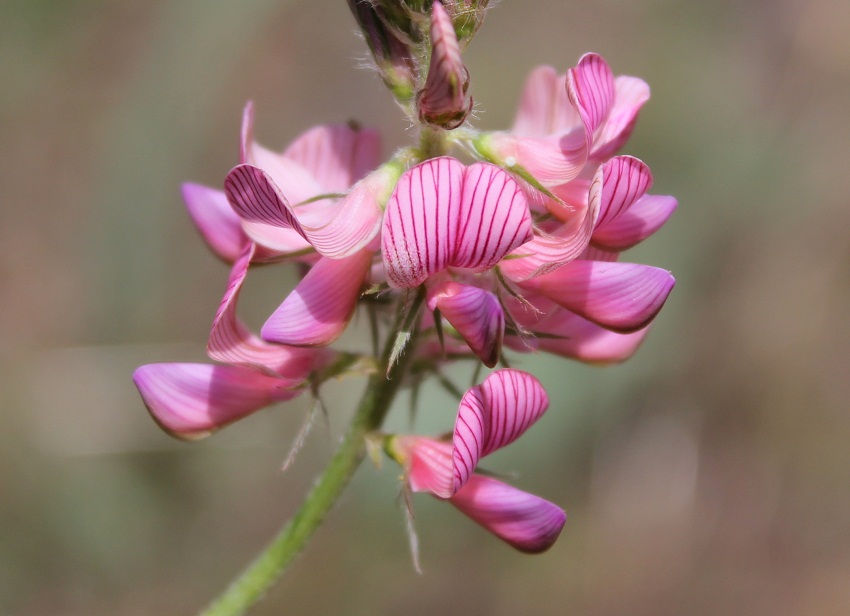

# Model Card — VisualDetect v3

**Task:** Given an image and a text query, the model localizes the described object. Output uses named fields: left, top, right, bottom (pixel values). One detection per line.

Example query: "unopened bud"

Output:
left=417, top=0, right=472, bottom=130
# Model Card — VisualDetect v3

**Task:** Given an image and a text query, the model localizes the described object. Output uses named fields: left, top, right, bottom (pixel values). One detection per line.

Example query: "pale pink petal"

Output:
left=452, top=369, right=549, bottom=492
left=481, top=131, right=588, bottom=188
left=239, top=221, right=313, bottom=256
left=449, top=474, right=566, bottom=553
left=382, top=157, right=464, bottom=288
left=512, top=65, right=562, bottom=137
left=181, top=183, right=247, bottom=263
left=591, top=75, right=651, bottom=160
left=566, top=53, right=615, bottom=149
left=427, top=281, right=504, bottom=367
left=261, top=250, right=372, bottom=346
left=591, top=194, right=678, bottom=251
left=452, top=163, right=532, bottom=270
left=283, top=124, right=382, bottom=192
left=133, top=363, right=299, bottom=440
left=394, top=436, right=454, bottom=497
left=593, top=156, right=653, bottom=231
left=519, top=260, right=675, bottom=332
left=239, top=102, right=322, bottom=204
left=208, top=242, right=324, bottom=379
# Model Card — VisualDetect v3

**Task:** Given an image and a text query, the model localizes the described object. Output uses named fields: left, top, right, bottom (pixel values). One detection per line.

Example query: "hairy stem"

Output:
left=200, top=312, right=419, bottom=616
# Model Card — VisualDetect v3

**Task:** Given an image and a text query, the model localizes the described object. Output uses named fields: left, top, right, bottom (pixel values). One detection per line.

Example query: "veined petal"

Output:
left=208, top=242, right=324, bottom=379
left=449, top=474, right=566, bottom=553
left=591, top=75, right=650, bottom=160
left=566, top=53, right=615, bottom=149
left=452, top=369, right=549, bottom=492
left=392, top=436, right=455, bottom=498
left=519, top=260, right=675, bottom=332
left=591, top=194, right=678, bottom=251
left=452, top=163, right=532, bottom=271
left=225, top=164, right=307, bottom=233
left=182, top=183, right=247, bottom=263
left=593, top=156, right=653, bottom=231
left=261, top=250, right=372, bottom=346
left=283, top=123, right=382, bottom=193
left=382, top=157, right=464, bottom=288
left=133, top=363, right=299, bottom=440
left=427, top=281, right=504, bottom=367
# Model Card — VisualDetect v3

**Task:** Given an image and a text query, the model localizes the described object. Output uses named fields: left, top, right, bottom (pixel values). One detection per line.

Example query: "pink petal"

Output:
left=261, top=250, right=372, bottom=346
left=519, top=260, right=675, bottom=332
left=566, top=53, right=615, bottom=149
left=394, top=436, right=454, bottom=497
left=382, top=157, right=465, bottom=288
left=225, top=164, right=306, bottom=232
left=133, top=363, right=299, bottom=440
left=181, top=183, right=247, bottom=263
left=208, top=243, right=324, bottom=379
left=591, top=194, right=678, bottom=251
left=512, top=65, right=576, bottom=137
left=283, top=123, right=382, bottom=192
left=449, top=474, right=566, bottom=553
left=591, top=75, right=651, bottom=160
left=593, top=156, right=653, bottom=231
left=452, top=369, right=549, bottom=493
left=427, top=281, right=504, bottom=367
left=482, top=131, right=588, bottom=188
left=239, top=102, right=322, bottom=205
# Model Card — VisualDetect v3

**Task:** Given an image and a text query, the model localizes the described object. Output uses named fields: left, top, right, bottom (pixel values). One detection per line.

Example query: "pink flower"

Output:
left=387, top=369, right=565, bottom=553
left=476, top=53, right=650, bottom=188
left=381, top=156, right=532, bottom=365
left=133, top=243, right=329, bottom=439
left=417, top=0, right=472, bottom=129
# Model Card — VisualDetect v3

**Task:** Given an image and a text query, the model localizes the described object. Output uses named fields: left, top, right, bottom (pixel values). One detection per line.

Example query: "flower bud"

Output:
left=417, top=0, right=473, bottom=129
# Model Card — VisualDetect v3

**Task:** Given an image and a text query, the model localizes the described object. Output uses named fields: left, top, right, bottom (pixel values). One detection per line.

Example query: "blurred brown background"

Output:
left=2, top=0, right=849, bottom=614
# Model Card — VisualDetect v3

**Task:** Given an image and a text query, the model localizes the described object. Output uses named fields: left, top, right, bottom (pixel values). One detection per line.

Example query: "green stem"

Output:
left=200, top=316, right=419, bottom=616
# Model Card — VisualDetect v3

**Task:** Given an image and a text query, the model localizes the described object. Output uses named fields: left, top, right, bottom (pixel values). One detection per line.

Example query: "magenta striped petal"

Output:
left=566, top=53, right=615, bottom=149
left=208, top=242, right=324, bottom=379
left=382, top=157, right=464, bottom=288
left=427, top=281, right=504, bottom=367
left=261, top=250, right=372, bottom=346
left=133, top=363, right=299, bottom=440
left=225, top=164, right=306, bottom=232
left=592, top=194, right=678, bottom=251
left=592, top=75, right=650, bottom=159
left=593, top=156, right=653, bottom=230
left=283, top=124, right=382, bottom=192
left=417, top=0, right=472, bottom=129
left=449, top=474, right=566, bottom=553
left=453, top=163, right=532, bottom=271
left=181, top=183, right=247, bottom=263
left=452, top=369, right=549, bottom=493
left=519, top=260, right=675, bottom=332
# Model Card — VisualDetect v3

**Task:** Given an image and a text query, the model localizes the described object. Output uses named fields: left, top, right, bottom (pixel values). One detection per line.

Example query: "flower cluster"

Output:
left=134, top=1, right=675, bottom=556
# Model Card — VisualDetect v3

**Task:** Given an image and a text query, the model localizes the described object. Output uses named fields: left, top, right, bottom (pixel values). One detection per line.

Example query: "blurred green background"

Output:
left=2, top=0, right=850, bottom=614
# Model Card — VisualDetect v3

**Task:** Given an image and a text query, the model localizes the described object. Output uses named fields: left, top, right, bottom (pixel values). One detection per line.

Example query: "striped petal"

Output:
left=261, top=250, right=372, bottom=346
left=519, top=260, right=675, bottom=332
left=452, top=369, right=549, bottom=493
left=427, top=281, right=504, bottom=367
left=382, top=157, right=464, bottom=288
left=452, top=163, right=532, bottom=271
left=182, top=183, right=247, bottom=263
left=208, top=242, right=324, bottom=379
left=566, top=53, right=615, bottom=150
left=133, top=363, right=299, bottom=440
left=449, top=474, right=566, bottom=553
left=592, top=194, right=678, bottom=251
left=394, top=436, right=454, bottom=497
left=593, top=156, right=653, bottom=231
left=225, top=164, right=307, bottom=233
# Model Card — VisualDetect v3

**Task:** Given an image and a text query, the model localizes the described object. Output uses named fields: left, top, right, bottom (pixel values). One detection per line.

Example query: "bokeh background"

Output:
left=2, top=0, right=850, bottom=614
